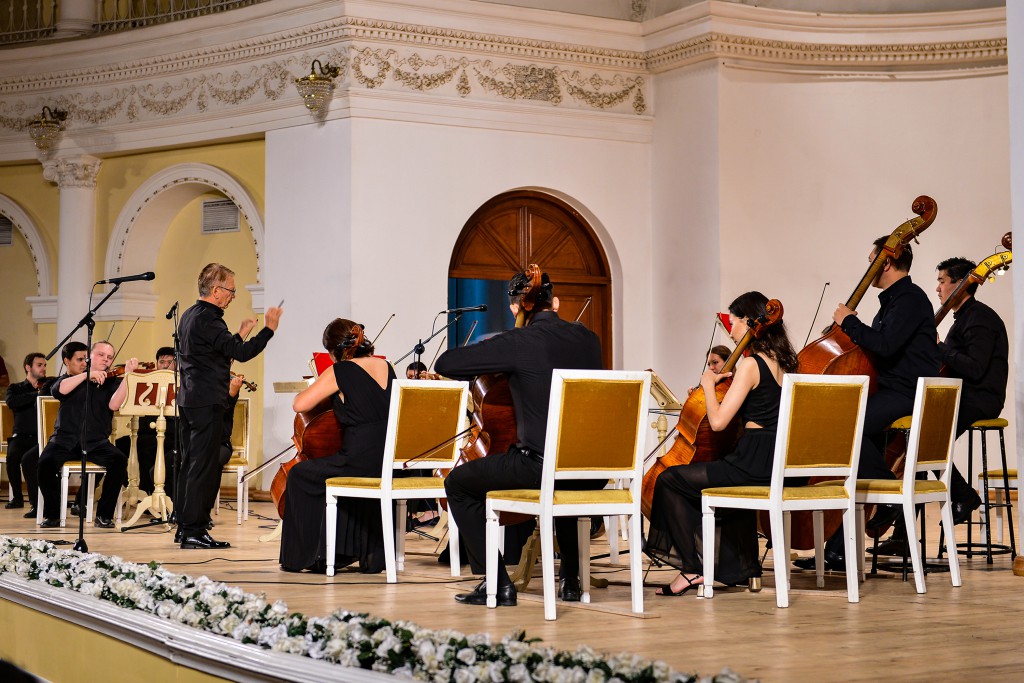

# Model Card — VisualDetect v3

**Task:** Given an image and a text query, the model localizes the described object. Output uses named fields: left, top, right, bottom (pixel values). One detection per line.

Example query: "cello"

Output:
left=786, top=195, right=938, bottom=549
left=641, top=299, right=784, bottom=518
left=270, top=397, right=344, bottom=518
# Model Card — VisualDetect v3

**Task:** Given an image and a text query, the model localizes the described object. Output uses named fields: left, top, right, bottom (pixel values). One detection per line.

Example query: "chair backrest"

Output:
left=771, top=374, right=870, bottom=497
left=379, top=379, right=470, bottom=484
left=36, top=396, right=59, bottom=451
left=230, top=397, right=250, bottom=462
left=0, top=401, right=12, bottom=449
left=903, top=377, right=962, bottom=485
left=539, top=370, right=652, bottom=502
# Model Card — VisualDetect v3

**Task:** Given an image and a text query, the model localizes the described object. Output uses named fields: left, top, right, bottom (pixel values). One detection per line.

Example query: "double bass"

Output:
left=641, top=299, right=784, bottom=518
left=787, top=195, right=938, bottom=549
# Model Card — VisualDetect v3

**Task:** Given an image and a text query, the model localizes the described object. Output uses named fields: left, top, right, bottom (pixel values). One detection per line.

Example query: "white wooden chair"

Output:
left=854, top=377, right=963, bottom=594
left=36, top=396, right=122, bottom=528
left=215, top=397, right=250, bottom=524
left=701, top=374, right=869, bottom=608
left=485, top=369, right=651, bottom=621
left=325, top=379, right=469, bottom=582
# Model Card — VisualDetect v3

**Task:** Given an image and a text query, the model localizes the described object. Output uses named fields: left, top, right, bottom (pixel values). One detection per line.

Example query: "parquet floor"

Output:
left=3, top=501, right=1022, bottom=682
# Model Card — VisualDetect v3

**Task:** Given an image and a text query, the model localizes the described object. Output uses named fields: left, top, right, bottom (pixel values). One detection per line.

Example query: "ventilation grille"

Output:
left=0, top=215, right=12, bottom=246
left=201, top=199, right=239, bottom=234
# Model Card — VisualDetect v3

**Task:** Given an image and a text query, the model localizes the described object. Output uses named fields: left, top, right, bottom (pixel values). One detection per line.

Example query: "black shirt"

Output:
left=49, top=373, right=122, bottom=448
left=435, top=311, right=602, bottom=454
left=938, top=296, right=1008, bottom=417
left=5, top=377, right=54, bottom=436
left=841, top=275, right=941, bottom=398
left=177, top=300, right=273, bottom=408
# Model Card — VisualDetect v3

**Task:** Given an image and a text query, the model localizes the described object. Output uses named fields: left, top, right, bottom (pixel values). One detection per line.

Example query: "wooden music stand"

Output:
left=119, top=369, right=176, bottom=529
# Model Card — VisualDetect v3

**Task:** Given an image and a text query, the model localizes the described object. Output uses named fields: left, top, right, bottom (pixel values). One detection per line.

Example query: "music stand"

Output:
left=119, top=369, right=175, bottom=531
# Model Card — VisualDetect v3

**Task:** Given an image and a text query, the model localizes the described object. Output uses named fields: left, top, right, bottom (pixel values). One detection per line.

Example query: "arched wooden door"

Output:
left=449, top=190, right=613, bottom=368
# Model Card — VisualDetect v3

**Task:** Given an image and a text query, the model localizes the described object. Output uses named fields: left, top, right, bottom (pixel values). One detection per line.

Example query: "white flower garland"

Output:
left=0, top=536, right=748, bottom=683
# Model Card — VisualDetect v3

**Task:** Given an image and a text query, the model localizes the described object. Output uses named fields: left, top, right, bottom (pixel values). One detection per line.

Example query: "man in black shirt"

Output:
left=797, top=236, right=941, bottom=569
left=934, top=256, right=1006, bottom=521
left=176, top=263, right=281, bottom=549
left=38, top=341, right=137, bottom=528
left=436, top=269, right=602, bottom=607
left=4, top=352, right=54, bottom=517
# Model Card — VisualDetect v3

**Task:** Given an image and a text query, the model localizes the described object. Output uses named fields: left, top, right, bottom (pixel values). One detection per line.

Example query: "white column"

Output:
left=261, top=120, right=353, bottom=489
left=1007, top=2, right=1024, bottom=541
left=43, top=155, right=102, bottom=345
left=54, top=0, right=95, bottom=37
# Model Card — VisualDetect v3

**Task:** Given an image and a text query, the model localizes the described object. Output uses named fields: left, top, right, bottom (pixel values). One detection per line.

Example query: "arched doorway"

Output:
left=449, top=190, right=613, bottom=368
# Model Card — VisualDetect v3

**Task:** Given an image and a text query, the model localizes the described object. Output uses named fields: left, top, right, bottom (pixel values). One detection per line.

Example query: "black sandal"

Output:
left=657, top=573, right=702, bottom=596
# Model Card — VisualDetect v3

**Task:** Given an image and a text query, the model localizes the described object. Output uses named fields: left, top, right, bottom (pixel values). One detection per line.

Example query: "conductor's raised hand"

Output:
left=264, top=306, right=283, bottom=332
left=238, top=318, right=257, bottom=338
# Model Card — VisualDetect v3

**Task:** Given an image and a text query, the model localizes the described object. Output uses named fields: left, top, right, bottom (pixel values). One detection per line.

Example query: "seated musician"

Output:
left=646, top=292, right=798, bottom=595
left=279, top=319, right=396, bottom=573
left=688, top=345, right=732, bottom=395
left=796, top=236, right=940, bottom=571
left=405, top=361, right=427, bottom=380
left=434, top=269, right=603, bottom=607
left=4, top=352, right=54, bottom=517
left=38, top=342, right=136, bottom=529
left=117, top=346, right=178, bottom=497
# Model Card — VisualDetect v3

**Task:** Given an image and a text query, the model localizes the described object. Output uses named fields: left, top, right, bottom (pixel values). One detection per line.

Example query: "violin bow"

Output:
left=240, top=442, right=295, bottom=483
left=574, top=296, right=593, bottom=323
left=460, top=320, right=478, bottom=347
left=802, top=281, right=830, bottom=347
left=696, top=314, right=719, bottom=379
left=371, top=313, right=396, bottom=346
left=401, top=425, right=476, bottom=469
left=110, top=317, right=141, bottom=364
left=427, top=335, right=446, bottom=372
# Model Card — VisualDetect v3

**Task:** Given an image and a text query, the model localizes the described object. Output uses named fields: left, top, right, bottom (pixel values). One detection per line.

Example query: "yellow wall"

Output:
left=0, top=230, right=46, bottom=381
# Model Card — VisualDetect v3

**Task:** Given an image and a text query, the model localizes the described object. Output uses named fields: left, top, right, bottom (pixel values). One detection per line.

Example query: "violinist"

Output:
left=176, top=263, right=282, bottom=550
left=688, top=346, right=731, bottom=395
left=933, top=257, right=1005, bottom=523
left=405, top=361, right=427, bottom=380
left=280, top=319, right=398, bottom=573
left=4, top=352, right=55, bottom=517
left=796, top=236, right=940, bottom=571
left=435, top=268, right=602, bottom=607
left=37, top=341, right=136, bottom=528
left=117, top=346, right=178, bottom=497
left=646, top=292, right=798, bottom=595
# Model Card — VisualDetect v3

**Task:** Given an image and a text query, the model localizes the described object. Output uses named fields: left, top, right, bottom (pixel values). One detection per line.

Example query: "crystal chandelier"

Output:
left=295, top=60, right=341, bottom=116
left=28, top=106, right=68, bottom=154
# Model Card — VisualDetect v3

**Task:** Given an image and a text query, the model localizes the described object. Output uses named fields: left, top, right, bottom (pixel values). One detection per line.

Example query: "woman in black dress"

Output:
left=279, top=318, right=395, bottom=573
left=646, top=291, right=799, bottom=595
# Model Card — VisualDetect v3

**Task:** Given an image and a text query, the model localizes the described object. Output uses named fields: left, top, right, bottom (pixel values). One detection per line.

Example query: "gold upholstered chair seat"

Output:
left=485, top=370, right=652, bottom=621
left=324, top=379, right=470, bottom=583
left=701, top=374, right=870, bottom=609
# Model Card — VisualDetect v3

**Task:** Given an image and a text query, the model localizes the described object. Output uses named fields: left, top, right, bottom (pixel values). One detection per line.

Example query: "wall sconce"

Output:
left=295, top=60, right=341, bottom=116
left=28, top=106, right=68, bottom=154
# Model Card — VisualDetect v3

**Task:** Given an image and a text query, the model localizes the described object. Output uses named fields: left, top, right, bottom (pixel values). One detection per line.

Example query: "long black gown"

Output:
left=279, top=361, right=395, bottom=573
left=645, top=355, right=781, bottom=586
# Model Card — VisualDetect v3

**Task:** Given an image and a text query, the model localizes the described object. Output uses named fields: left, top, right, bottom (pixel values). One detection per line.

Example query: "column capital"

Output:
left=42, top=155, right=102, bottom=188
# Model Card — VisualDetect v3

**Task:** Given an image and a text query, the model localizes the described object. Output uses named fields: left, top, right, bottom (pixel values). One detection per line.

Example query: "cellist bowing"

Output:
left=795, top=236, right=940, bottom=572
left=646, top=292, right=798, bottom=596
left=435, top=267, right=602, bottom=607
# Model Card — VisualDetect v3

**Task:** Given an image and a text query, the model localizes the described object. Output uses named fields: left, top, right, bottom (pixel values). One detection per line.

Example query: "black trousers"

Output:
left=38, top=440, right=126, bottom=520
left=444, top=445, right=601, bottom=581
left=177, top=405, right=225, bottom=536
left=6, top=434, right=39, bottom=507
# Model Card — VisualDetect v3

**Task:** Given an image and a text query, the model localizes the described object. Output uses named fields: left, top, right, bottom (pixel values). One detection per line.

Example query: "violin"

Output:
left=107, top=361, right=157, bottom=378
left=230, top=372, right=258, bottom=392
left=785, top=195, right=937, bottom=549
left=641, top=299, right=784, bottom=518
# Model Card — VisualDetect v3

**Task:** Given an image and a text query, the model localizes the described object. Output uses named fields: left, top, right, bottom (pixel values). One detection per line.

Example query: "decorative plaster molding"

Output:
left=0, top=193, right=53, bottom=296
left=246, top=283, right=264, bottom=313
left=92, top=292, right=161, bottom=321
left=26, top=295, right=57, bottom=324
left=41, top=155, right=102, bottom=188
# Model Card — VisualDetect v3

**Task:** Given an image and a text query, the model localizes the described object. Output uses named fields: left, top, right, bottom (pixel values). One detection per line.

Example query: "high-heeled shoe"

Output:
left=657, top=573, right=702, bottom=596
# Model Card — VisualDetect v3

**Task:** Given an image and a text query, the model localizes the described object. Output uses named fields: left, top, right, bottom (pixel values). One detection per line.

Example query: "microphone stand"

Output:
left=45, top=282, right=122, bottom=553
left=394, top=314, right=463, bottom=367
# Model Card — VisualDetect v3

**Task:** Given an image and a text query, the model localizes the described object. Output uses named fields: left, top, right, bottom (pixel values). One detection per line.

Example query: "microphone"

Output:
left=165, top=301, right=178, bottom=320
left=440, top=305, right=487, bottom=314
left=97, top=272, right=156, bottom=285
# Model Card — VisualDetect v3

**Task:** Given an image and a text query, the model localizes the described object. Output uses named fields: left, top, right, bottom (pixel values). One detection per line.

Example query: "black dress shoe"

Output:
left=454, top=579, right=517, bottom=606
left=39, top=517, right=60, bottom=528
left=94, top=515, right=115, bottom=529
left=870, top=537, right=909, bottom=556
left=953, top=490, right=983, bottom=525
left=559, top=576, right=582, bottom=602
left=866, top=504, right=901, bottom=531
left=23, top=508, right=37, bottom=519
left=174, top=527, right=182, bottom=544
left=5, top=500, right=24, bottom=509
left=793, top=550, right=846, bottom=572
left=70, top=503, right=81, bottom=518
left=180, top=532, right=231, bottom=549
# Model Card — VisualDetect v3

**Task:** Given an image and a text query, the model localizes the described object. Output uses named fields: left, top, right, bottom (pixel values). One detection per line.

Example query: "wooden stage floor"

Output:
left=3, top=501, right=1022, bottom=682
